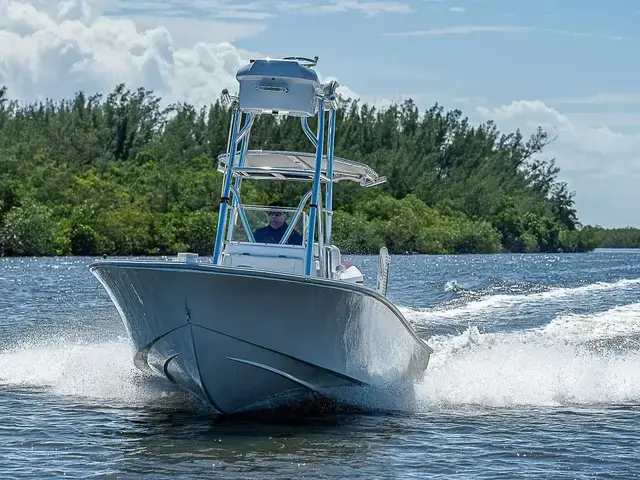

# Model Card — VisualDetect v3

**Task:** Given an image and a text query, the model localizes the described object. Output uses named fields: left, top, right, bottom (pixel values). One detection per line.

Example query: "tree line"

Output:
left=0, top=84, right=636, bottom=256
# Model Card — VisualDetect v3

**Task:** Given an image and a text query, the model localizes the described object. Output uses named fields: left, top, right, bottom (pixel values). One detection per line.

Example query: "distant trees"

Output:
left=0, top=84, right=631, bottom=256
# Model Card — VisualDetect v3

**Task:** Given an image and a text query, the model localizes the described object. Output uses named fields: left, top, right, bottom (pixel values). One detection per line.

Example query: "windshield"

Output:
left=227, top=204, right=307, bottom=246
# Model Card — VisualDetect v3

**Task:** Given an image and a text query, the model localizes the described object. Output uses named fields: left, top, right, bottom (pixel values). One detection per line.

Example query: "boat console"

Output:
left=212, top=55, right=386, bottom=291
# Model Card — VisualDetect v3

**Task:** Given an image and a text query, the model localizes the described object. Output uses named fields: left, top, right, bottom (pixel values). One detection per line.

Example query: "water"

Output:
left=1, top=250, right=639, bottom=478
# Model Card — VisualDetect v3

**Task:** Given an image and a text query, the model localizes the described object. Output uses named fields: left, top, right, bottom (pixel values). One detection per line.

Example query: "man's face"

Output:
left=267, top=210, right=286, bottom=229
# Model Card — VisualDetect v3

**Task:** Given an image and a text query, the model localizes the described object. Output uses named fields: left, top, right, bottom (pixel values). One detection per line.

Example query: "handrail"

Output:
left=301, top=117, right=318, bottom=148
left=236, top=113, right=254, bottom=143
left=280, top=190, right=313, bottom=245
left=229, top=186, right=255, bottom=243
left=230, top=167, right=332, bottom=183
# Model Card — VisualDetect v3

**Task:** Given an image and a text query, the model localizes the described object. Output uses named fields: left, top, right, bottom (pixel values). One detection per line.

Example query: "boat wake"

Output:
left=417, top=307, right=640, bottom=408
left=0, top=335, right=196, bottom=410
left=401, top=277, right=640, bottom=324
left=324, top=300, right=640, bottom=412
left=1, top=279, right=639, bottom=414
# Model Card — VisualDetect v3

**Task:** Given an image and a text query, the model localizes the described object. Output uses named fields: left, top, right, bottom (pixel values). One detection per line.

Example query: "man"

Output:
left=253, top=202, right=303, bottom=245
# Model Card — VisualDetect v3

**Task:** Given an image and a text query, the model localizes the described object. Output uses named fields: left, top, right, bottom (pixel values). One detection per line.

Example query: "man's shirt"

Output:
left=253, top=222, right=303, bottom=245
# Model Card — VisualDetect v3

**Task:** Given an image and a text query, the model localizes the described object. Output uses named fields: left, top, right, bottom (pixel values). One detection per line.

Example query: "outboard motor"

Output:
left=376, top=247, right=391, bottom=296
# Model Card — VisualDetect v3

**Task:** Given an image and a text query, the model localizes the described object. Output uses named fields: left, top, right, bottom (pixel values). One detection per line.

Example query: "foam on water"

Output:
left=335, top=278, right=640, bottom=412
left=400, top=277, right=640, bottom=324
left=354, top=300, right=640, bottom=412
left=2, top=279, right=639, bottom=415
left=0, top=334, right=188, bottom=408
left=539, top=302, right=640, bottom=342
left=416, top=329, right=640, bottom=409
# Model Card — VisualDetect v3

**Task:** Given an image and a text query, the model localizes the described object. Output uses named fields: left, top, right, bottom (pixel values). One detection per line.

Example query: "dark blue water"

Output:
left=1, top=250, right=639, bottom=478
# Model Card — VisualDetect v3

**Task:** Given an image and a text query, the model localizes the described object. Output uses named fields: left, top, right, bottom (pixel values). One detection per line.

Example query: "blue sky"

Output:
left=1, top=0, right=639, bottom=227
left=103, top=0, right=639, bottom=104
left=237, top=0, right=638, bottom=105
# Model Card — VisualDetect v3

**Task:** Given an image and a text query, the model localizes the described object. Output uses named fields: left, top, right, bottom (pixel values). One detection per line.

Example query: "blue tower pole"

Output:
left=305, top=99, right=326, bottom=276
left=226, top=113, right=253, bottom=242
left=325, top=108, right=336, bottom=245
left=212, top=106, right=242, bottom=264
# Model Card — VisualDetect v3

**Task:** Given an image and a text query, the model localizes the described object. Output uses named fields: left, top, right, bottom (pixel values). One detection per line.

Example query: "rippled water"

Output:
left=1, top=250, right=639, bottom=478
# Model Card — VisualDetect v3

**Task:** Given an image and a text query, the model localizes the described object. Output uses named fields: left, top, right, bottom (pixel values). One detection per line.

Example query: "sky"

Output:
left=0, top=0, right=639, bottom=228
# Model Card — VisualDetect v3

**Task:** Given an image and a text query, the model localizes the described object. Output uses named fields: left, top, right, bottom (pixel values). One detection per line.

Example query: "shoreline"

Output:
left=2, top=247, right=639, bottom=260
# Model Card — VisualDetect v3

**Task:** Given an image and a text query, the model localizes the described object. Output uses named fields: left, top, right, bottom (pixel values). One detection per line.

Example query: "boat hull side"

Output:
left=90, top=261, right=432, bottom=412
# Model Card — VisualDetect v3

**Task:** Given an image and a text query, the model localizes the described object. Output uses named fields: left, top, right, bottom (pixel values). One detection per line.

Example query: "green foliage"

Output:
left=332, top=210, right=384, bottom=254
left=575, top=226, right=640, bottom=250
left=335, top=193, right=502, bottom=254
left=0, top=84, right=632, bottom=257
left=0, top=200, right=70, bottom=256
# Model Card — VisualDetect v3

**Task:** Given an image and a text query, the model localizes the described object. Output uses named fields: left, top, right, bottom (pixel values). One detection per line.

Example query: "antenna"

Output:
left=282, top=56, right=319, bottom=67
left=248, top=56, right=319, bottom=68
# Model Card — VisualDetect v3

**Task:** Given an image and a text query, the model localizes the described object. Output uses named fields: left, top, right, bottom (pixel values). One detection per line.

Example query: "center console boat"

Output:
left=89, top=55, right=433, bottom=414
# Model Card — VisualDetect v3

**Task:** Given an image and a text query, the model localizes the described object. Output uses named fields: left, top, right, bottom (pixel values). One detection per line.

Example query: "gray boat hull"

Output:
left=90, top=260, right=432, bottom=414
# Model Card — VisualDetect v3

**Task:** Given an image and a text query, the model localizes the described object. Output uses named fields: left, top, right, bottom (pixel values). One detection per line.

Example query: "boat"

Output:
left=89, top=55, right=433, bottom=414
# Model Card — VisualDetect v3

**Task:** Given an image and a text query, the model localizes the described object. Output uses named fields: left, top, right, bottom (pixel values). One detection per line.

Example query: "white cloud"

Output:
left=99, top=0, right=414, bottom=19
left=548, top=93, right=640, bottom=105
left=323, top=77, right=359, bottom=102
left=449, top=6, right=465, bottom=13
left=0, top=0, right=254, bottom=107
left=543, top=28, right=629, bottom=42
left=301, top=1, right=413, bottom=16
left=475, top=100, right=640, bottom=175
left=565, top=113, right=640, bottom=129
left=122, top=15, right=267, bottom=46
left=57, top=0, right=92, bottom=22
left=104, top=0, right=277, bottom=20
left=383, top=25, right=628, bottom=41
left=356, top=91, right=443, bottom=111
left=335, top=91, right=640, bottom=226
left=383, top=25, right=533, bottom=36
left=474, top=100, right=640, bottom=227
left=0, top=0, right=358, bottom=110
